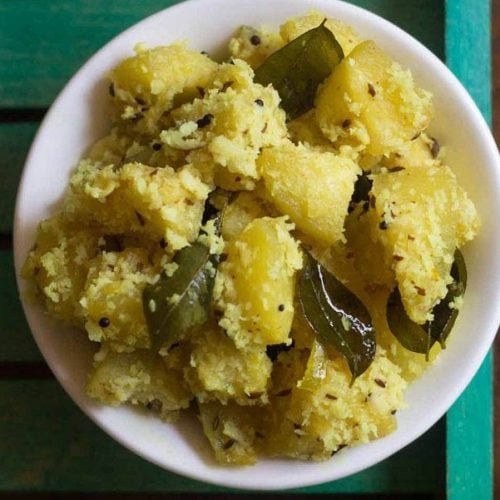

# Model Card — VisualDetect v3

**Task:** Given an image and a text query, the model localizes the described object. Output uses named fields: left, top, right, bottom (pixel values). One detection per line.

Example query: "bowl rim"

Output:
left=13, top=0, right=500, bottom=490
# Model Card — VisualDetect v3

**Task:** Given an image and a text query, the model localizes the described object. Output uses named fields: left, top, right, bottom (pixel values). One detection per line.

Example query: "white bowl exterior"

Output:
left=13, top=0, right=500, bottom=490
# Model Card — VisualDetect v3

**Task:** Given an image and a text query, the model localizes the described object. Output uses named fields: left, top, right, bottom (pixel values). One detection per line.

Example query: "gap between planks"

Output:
left=0, top=494, right=438, bottom=499
left=0, top=108, right=46, bottom=123
left=0, top=361, right=53, bottom=380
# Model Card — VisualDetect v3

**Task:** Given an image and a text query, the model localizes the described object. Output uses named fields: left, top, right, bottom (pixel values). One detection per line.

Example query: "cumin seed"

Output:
left=146, top=399, right=162, bottom=412
left=342, top=118, right=352, bottom=129
left=275, top=388, right=292, bottom=397
left=248, top=392, right=263, bottom=400
left=168, top=341, right=180, bottom=352
left=212, top=416, right=220, bottom=431
left=222, top=438, right=236, bottom=450
left=388, top=166, right=405, bottom=173
left=135, top=211, right=145, bottom=226
left=430, top=137, right=440, bottom=158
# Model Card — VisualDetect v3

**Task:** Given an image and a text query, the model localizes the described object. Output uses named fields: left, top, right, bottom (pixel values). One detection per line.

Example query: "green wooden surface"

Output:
left=445, top=1, right=493, bottom=499
left=0, top=250, right=42, bottom=363
left=0, top=0, right=493, bottom=496
left=0, top=0, right=444, bottom=108
left=0, top=123, right=38, bottom=234
left=0, top=380, right=445, bottom=494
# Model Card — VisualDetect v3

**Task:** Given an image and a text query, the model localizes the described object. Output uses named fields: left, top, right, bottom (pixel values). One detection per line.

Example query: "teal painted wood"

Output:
left=0, top=0, right=444, bottom=107
left=0, top=123, right=38, bottom=233
left=445, top=0, right=494, bottom=499
left=0, top=250, right=42, bottom=362
left=447, top=354, right=493, bottom=500
left=0, top=380, right=445, bottom=493
left=3, top=0, right=487, bottom=495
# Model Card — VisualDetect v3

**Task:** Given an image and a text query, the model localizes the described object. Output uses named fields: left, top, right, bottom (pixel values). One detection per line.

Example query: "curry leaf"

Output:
left=254, top=20, right=344, bottom=120
left=143, top=195, right=227, bottom=349
left=298, top=251, right=376, bottom=382
left=387, top=250, right=467, bottom=359
left=143, top=242, right=214, bottom=349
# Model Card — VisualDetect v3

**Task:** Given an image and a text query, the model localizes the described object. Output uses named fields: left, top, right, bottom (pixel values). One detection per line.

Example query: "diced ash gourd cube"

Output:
left=162, top=59, right=287, bottom=184
left=110, top=43, right=218, bottom=135
left=220, top=192, right=269, bottom=242
left=368, top=165, right=479, bottom=324
left=315, top=40, right=433, bottom=158
left=198, top=401, right=262, bottom=465
left=258, top=142, right=360, bottom=246
left=87, top=348, right=191, bottom=420
left=81, top=248, right=157, bottom=352
left=228, top=25, right=284, bottom=69
left=21, top=214, right=101, bottom=323
left=261, top=344, right=406, bottom=460
left=186, top=325, right=271, bottom=406
left=64, top=160, right=209, bottom=252
left=215, top=216, right=302, bottom=347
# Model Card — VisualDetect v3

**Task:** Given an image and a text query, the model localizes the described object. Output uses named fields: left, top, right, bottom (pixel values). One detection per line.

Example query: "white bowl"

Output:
left=14, top=0, right=500, bottom=490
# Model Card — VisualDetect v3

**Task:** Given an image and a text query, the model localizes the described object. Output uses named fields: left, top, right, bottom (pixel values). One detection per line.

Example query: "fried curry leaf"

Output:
left=298, top=251, right=376, bottom=382
left=387, top=250, right=467, bottom=359
left=143, top=196, right=227, bottom=349
left=143, top=242, right=214, bottom=349
left=428, top=250, right=467, bottom=347
left=254, top=20, right=344, bottom=120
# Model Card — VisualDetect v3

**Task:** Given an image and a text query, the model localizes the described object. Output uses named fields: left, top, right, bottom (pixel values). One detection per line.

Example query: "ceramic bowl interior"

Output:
left=14, top=0, right=500, bottom=490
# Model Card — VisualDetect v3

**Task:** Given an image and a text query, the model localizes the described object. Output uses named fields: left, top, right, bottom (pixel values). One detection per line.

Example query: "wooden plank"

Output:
left=0, top=379, right=444, bottom=494
left=446, top=0, right=492, bottom=122
left=0, top=123, right=38, bottom=233
left=0, top=0, right=450, bottom=495
left=446, top=355, right=493, bottom=499
left=0, top=0, right=444, bottom=234
left=0, top=0, right=444, bottom=107
left=0, top=250, right=42, bottom=362
left=445, top=0, right=493, bottom=499
left=1, top=239, right=445, bottom=493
